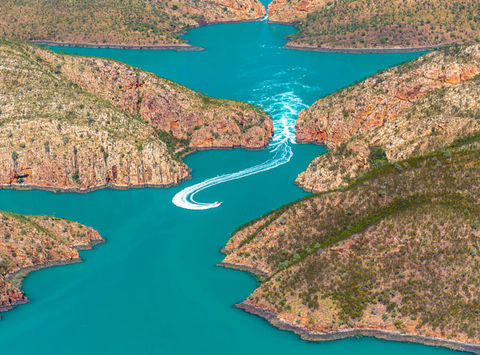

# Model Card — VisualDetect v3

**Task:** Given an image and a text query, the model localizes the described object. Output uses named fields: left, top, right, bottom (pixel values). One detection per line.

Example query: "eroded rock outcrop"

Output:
left=295, top=45, right=480, bottom=192
left=0, top=211, right=103, bottom=314
left=268, top=0, right=326, bottom=23
left=34, top=49, right=272, bottom=150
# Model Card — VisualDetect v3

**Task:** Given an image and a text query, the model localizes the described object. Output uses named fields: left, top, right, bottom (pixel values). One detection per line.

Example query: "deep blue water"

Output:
left=0, top=16, right=462, bottom=355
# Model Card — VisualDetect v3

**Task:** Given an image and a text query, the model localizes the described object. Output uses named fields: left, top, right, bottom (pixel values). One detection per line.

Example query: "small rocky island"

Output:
left=0, top=211, right=103, bottom=315
left=0, top=0, right=266, bottom=48
left=222, top=45, right=480, bottom=352
left=268, top=0, right=480, bottom=51
left=0, top=37, right=272, bottom=192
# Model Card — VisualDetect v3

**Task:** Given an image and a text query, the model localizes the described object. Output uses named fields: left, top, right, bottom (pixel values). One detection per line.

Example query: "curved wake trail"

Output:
left=172, top=88, right=306, bottom=210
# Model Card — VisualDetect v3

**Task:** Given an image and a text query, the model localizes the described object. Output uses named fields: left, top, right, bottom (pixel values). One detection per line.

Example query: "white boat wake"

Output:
left=172, top=89, right=306, bottom=210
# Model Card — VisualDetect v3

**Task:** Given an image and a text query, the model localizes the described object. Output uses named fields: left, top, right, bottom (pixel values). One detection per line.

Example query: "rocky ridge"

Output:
left=0, top=211, right=103, bottom=315
left=0, top=38, right=272, bottom=191
left=222, top=146, right=480, bottom=352
left=296, top=45, right=480, bottom=192
left=0, top=0, right=266, bottom=47
left=35, top=48, right=273, bottom=150
left=268, top=0, right=326, bottom=23
left=268, top=0, right=480, bottom=50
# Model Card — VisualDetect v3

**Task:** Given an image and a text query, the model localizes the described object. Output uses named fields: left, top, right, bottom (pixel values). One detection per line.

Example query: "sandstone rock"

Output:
left=0, top=38, right=272, bottom=192
left=296, top=45, right=480, bottom=192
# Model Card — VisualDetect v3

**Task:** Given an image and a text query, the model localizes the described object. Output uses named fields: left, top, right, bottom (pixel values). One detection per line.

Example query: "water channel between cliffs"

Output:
left=0, top=9, right=464, bottom=355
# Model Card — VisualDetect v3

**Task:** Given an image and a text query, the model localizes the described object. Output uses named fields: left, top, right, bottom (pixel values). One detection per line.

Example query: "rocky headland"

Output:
left=0, top=37, right=272, bottom=192
left=0, top=211, right=103, bottom=315
left=0, top=0, right=266, bottom=48
left=221, top=44, right=480, bottom=352
left=222, top=147, right=480, bottom=352
left=268, top=0, right=480, bottom=51
left=296, top=45, right=480, bottom=192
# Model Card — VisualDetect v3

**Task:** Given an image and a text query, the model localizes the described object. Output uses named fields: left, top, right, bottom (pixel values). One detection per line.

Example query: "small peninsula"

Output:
left=221, top=45, right=480, bottom=352
left=0, top=0, right=266, bottom=48
left=268, top=0, right=480, bottom=50
left=0, top=37, right=272, bottom=192
left=0, top=211, right=103, bottom=315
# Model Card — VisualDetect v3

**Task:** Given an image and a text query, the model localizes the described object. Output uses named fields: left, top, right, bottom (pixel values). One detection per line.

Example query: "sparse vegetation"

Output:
left=270, top=0, right=480, bottom=49
left=0, top=37, right=269, bottom=190
left=0, top=0, right=264, bottom=46
left=222, top=43, right=480, bottom=348
left=297, top=44, right=480, bottom=193
left=224, top=144, right=480, bottom=344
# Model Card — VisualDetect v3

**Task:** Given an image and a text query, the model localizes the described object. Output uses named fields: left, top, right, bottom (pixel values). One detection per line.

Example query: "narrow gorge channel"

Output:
left=0, top=5, right=465, bottom=355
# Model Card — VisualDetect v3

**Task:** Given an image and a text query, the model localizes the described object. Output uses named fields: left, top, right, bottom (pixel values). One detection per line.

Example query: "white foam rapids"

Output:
left=172, top=89, right=306, bottom=210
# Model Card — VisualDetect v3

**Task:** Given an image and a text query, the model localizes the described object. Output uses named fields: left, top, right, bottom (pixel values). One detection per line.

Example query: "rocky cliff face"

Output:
left=35, top=49, right=273, bottom=150
left=0, top=38, right=272, bottom=191
left=0, top=0, right=265, bottom=47
left=222, top=146, right=480, bottom=351
left=268, top=0, right=480, bottom=50
left=296, top=45, right=480, bottom=192
left=203, top=0, right=266, bottom=23
left=0, top=211, right=103, bottom=314
left=268, top=0, right=326, bottom=23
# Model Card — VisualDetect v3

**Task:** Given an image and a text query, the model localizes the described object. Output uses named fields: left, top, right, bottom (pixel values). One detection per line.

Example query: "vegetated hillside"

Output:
left=296, top=45, right=480, bottom=192
left=268, top=0, right=480, bottom=50
left=0, top=0, right=265, bottom=47
left=0, top=37, right=272, bottom=191
left=0, top=211, right=104, bottom=316
left=222, top=143, right=480, bottom=352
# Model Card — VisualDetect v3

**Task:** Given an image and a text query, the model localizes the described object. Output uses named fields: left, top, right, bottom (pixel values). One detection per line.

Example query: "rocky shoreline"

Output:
left=30, top=40, right=204, bottom=51
left=217, top=261, right=270, bottom=279
left=0, top=178, right=191, bottom=194
left=30, top=16, right=268, bottom=51
left=4, top=239, right=105, bottom=282
left=1, top=254, right=100, bottom=313
left=268, top=19, right=297, bottom=25
left=0, top=216, right=105, bottom=315
left=284, top=43, right=446, bottom=53
left=205, top=15, right=267, bottom=26
left=0, top=139, right=277, bottom=193
left=221, top=249, right=480, bottom=353
left=237, top=302, right=480, bottom=354
left=31, top=21, right=446, bottom=55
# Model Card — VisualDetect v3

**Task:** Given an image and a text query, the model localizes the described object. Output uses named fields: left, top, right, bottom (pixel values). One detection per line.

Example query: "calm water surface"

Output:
left=0, top=15, right=462, bottom=355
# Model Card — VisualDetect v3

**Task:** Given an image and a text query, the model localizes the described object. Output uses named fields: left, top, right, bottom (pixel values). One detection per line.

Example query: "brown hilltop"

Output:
left=296, top=49, right=480, bottom=147
left=268, top=0, right=328, bottom=23
left=36, top=49, right=273, bottom=150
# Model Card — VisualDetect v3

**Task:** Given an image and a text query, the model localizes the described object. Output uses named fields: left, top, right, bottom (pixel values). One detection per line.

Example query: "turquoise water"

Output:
left=0, top=18, right=462, bottom=355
